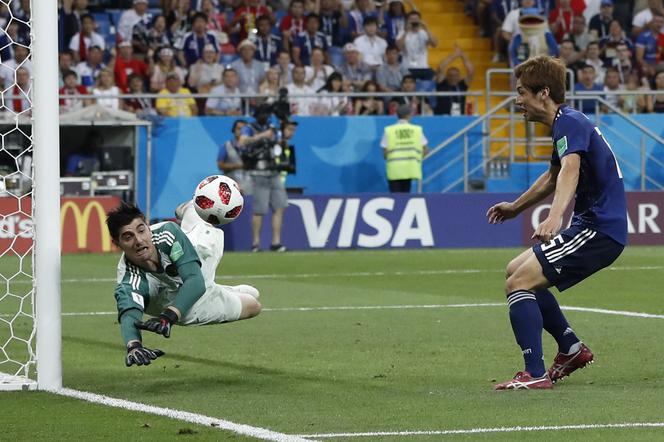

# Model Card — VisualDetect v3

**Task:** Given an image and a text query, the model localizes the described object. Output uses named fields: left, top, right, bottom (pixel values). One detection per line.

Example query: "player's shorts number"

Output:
left=540, top=234, right=564, bottom=251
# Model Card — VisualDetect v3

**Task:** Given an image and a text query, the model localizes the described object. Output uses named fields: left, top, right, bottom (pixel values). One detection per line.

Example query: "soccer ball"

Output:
left=193, top=175, right=244, bottom=225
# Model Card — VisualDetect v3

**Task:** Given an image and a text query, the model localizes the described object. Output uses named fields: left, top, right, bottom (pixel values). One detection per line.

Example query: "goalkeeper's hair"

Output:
left=106, top=201, right=146, bottom=242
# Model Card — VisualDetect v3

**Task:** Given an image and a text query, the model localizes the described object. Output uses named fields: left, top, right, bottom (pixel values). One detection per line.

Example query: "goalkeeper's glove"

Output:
left=125, top=342, right=165, bottom=367
left=134, top=308, right=178, bottom=338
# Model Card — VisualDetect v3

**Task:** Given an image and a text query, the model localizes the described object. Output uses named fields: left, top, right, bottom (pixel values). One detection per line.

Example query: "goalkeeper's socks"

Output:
left=507, top=290, right=545, bottom=378
left=534, top=289, right=580, bottom=354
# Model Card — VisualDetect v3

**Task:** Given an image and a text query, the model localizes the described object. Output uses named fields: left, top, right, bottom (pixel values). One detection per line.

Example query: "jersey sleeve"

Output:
left=114, top=263, right=150, bottom=345
left=553, top=114, right=592, bottom=160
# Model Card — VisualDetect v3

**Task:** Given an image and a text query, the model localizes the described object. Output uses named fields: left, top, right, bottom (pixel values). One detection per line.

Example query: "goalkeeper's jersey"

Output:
left=114, top=221, right=201, bottom=319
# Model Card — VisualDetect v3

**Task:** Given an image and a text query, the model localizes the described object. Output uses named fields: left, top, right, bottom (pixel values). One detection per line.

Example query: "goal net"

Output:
left=1, top=0, right=61, bottom=391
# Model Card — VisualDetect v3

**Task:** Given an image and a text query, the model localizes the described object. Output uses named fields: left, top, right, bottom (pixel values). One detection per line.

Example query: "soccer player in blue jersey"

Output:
left=486, top=55, right=627, bottom=390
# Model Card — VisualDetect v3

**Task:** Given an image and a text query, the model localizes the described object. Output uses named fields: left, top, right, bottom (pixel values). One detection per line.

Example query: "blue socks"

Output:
left=535, top=289, right=580, bottom=354
left=506, top=290, right=545, bottom=377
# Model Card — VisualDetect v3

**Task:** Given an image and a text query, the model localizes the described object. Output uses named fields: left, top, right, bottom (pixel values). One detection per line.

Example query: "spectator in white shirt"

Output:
left=205, top=67, right=243, bottom=116
left=68, top=13, right=105, bottom=63
left=118, top=0, right=152, bottom=43
left=353, top=16, right=388, bottom=68
left=395, top=11, right=438, bottom=79
left=0, top=44, right=32, bottom=90
left=287, top=65, right=316, bottom=115
left=92, top=68, right=120, bottom=110
left=4, top=67, right=30, bottom=115
left=305, top=47, right=334, bottom=90
left=188, top=43, right=223, bottom=93
left=632, top=0, right=664, bottom=39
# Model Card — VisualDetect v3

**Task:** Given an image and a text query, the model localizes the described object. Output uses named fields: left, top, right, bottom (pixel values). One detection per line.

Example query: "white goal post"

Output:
left=0, top=0, right=62, bottom=391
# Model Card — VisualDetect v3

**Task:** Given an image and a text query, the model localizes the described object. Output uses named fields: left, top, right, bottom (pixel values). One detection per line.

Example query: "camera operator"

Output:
left=238, top=103, right=290, bottom=253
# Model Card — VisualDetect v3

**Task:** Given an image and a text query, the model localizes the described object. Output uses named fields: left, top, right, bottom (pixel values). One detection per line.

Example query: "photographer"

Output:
left=238, top=103, right=291, bottom=253
left=395, top=11, right=438, bottom=80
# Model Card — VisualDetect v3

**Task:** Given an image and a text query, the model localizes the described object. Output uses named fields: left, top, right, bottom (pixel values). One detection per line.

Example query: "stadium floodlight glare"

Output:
left=0, top=0, right=62, bottom=391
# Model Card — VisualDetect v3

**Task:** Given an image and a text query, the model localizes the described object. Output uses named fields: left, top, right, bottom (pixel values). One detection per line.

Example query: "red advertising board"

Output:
left=522, top=191, right=664, bottom=246
left=0, top=196, right=120, bottom=255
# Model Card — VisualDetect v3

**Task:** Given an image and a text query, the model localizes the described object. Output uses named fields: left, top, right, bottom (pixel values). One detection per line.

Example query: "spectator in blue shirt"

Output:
left=635, top=12, right=664, bottom=79
left=318, top=0, right=349, bottom=47
left=382, top=0, right=413, bottom=45
left=574, top=64, right=604, bottom=113
left=175, top=12, right=220, bottom=67
left=254, top=15, right=282, bottom=68
left=348, top=0, right=378, bottom=40
left=293, top=13, right=329, bottom=66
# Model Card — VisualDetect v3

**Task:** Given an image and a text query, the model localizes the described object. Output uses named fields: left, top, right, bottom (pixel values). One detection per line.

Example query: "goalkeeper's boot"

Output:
left=547, top=343, right=594, bottom=383
left=493, top=371, right=553, bottom=390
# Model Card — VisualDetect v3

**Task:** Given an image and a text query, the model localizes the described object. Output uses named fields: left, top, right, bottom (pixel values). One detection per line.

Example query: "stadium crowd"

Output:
left=474, top=0, right=664, bottom=112
left=51, top=0, right=478, bottom=117
left=12, top=0, right=658, bottom=116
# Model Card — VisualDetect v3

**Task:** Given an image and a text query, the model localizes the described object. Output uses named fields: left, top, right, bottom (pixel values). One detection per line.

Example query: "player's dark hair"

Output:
left=106, top=202, right=146, bottom=242
left=514, top=55, right=566, bottom=104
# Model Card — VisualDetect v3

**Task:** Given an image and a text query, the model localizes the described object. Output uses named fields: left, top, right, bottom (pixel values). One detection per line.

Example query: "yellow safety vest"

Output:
left=384, top=122, right=424, bottom=180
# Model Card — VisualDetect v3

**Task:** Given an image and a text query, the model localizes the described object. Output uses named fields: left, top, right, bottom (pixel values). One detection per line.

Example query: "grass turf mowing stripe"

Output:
left=5, top=304, right=662, bottom=319
left=9, top=265, right=663, bottom=285
left=53, top=388, right=317, bottom=442
left=296, top=422, right=664, bottom=438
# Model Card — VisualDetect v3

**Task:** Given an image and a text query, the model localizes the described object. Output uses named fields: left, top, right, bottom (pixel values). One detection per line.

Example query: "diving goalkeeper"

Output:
left=106, top=201, right=262, bottom=367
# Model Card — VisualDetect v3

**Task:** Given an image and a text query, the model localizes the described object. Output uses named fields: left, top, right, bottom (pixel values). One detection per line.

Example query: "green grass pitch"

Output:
left=1, top=247, right=663, bottom=441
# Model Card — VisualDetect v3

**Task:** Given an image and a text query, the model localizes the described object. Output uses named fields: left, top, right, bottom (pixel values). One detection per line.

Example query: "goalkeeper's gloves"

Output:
left=125, top=342, right=165, bottom=367
left=134, top=308, right=178, bottom=338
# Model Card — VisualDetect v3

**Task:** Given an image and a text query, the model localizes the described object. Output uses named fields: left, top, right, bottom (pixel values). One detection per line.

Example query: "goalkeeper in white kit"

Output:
left=106, top=201, right=261, bottom=367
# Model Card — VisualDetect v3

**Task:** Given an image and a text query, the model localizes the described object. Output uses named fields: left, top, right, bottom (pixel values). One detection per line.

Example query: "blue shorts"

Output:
left=533, top=225, right=624, bottom=292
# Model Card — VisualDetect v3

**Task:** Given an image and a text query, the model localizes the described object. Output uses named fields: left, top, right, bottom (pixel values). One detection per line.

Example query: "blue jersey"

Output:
left=550, top=105, right=627, bottom=245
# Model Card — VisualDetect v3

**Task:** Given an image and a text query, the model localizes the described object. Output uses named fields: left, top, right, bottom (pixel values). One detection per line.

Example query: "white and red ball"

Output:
left=193, top=175, right=244, bottom=225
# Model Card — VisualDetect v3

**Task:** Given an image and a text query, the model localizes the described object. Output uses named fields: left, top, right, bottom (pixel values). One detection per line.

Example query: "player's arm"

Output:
left=486, top=164, right=559, bottom=224
left=533, top=153, right=579, bottom=242
left=115, top=284, right=165, bottom=367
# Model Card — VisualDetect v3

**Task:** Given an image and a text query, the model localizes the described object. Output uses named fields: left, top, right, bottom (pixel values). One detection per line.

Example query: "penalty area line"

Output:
left=296, top=422, right=664, bottom=439
left=52, top=388, right=317, bottom=442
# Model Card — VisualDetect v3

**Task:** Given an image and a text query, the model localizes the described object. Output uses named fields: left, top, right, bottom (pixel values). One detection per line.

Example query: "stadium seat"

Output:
left=91, top=12, right=112, bottom=37
left=416, top=79, right=437, bottom=109
left=219, top=53, right=239, bottom=65
left=327, top=46, right=344, bottom=69
left=107, top=9, right=123, bottom=26
left=275, top=9, right=287, bottom=26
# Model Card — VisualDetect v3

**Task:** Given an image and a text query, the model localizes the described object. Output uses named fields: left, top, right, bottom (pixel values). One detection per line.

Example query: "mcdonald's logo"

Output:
left=61, top=197, right=120, bottom=253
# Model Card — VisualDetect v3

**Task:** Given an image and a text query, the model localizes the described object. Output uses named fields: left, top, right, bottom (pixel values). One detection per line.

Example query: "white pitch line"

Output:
left=6, top=264, right=662, bottom=285
left=53, top=388, right=317, bottom=442
left=4, top=303, right=662, bottom=319
left=297, top=422, right=664, bottom=439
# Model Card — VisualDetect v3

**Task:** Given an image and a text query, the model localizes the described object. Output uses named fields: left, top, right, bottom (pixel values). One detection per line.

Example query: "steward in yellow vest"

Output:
left=380, top=104, right=429, bottom=193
